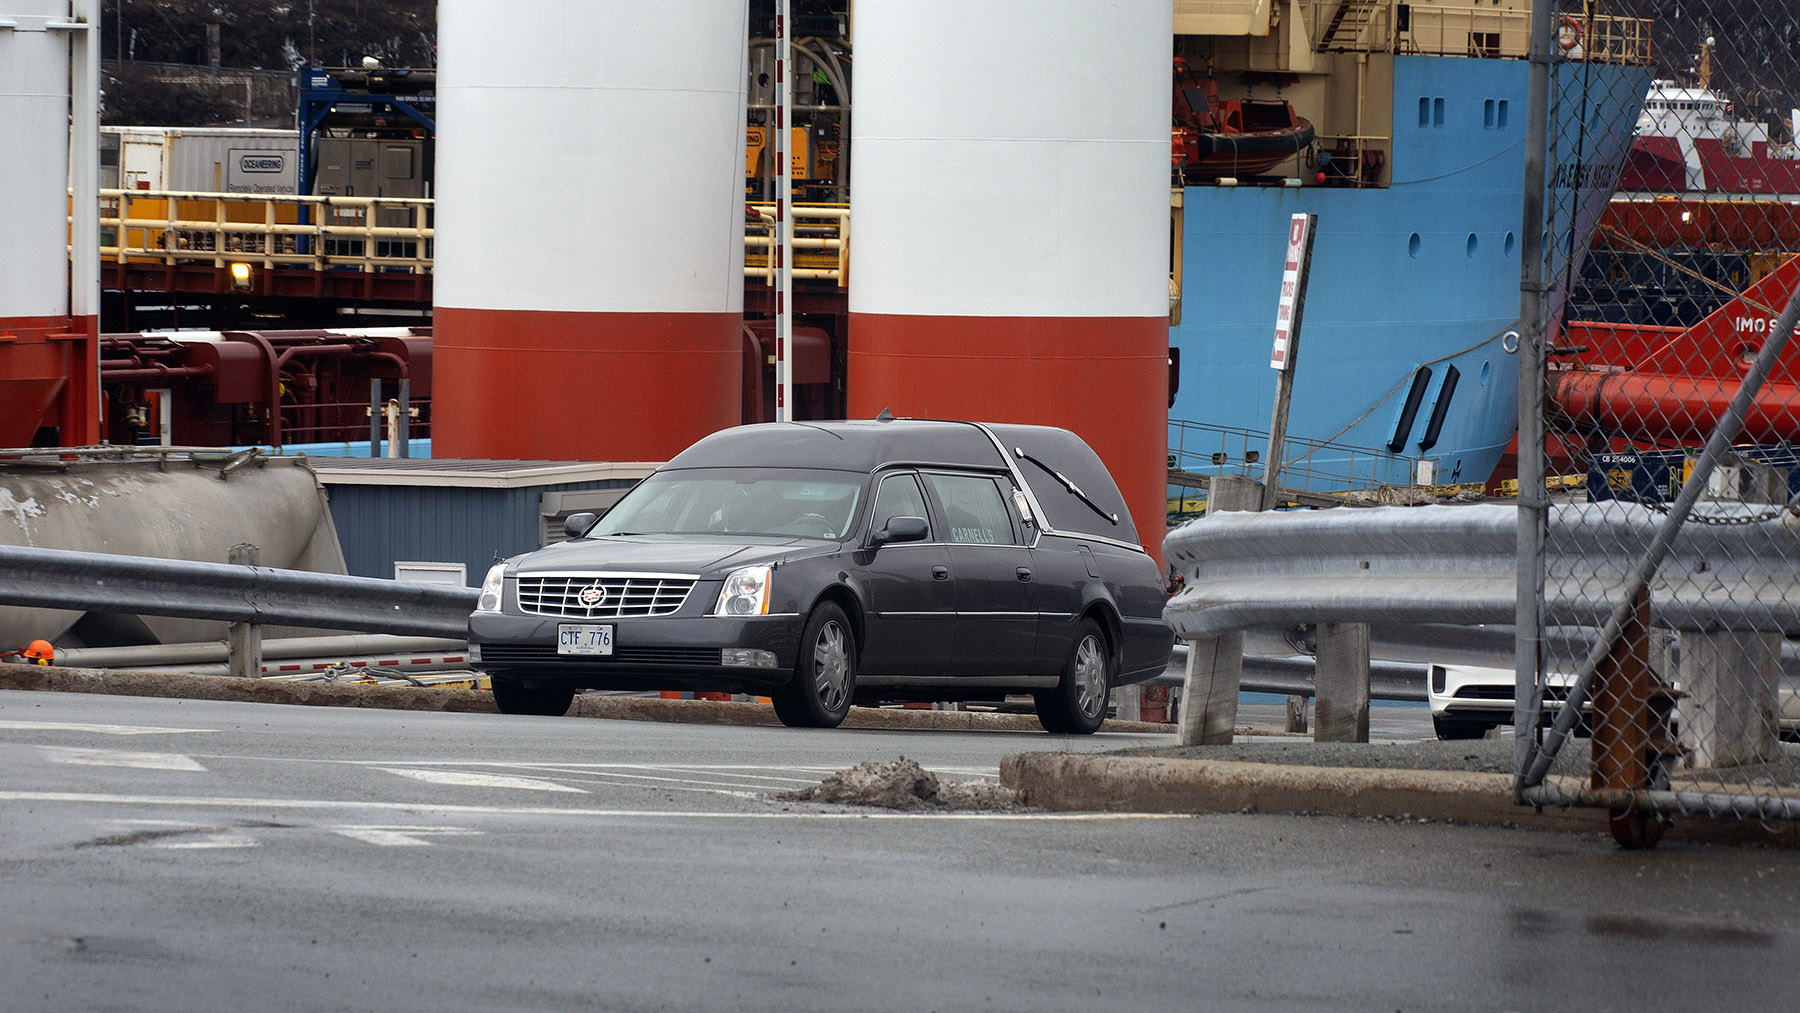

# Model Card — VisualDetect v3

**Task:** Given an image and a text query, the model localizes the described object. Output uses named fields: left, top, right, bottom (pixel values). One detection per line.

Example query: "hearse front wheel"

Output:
left=772, top=602, right=856, bottom=729
left=490, top=676, right=575, bottom=717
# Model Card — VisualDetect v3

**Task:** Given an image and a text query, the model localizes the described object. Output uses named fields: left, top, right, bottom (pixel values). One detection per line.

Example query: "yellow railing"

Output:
left=744, top=202, right=849, bottom=284
left=1558, top=14, right=1654, bottom=66
left=88, top=191, right=854, bottom=284
left=96, top=189, right=434, bottom=274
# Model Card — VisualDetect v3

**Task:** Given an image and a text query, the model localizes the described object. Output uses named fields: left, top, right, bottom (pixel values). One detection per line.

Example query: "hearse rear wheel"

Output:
left=1035, top=618, right=1110, bottom=735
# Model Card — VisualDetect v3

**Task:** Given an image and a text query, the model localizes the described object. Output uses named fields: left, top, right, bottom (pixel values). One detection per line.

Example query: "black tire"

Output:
left=1432, top=715, right=1492, bottom=740
left=490, top=675, right=575, bottom=717
left=1035, top=618, right=1111, bottom=735
left=772, top=602, right=856, bottom=729
left=1608, top=805, right=1667, bottom=850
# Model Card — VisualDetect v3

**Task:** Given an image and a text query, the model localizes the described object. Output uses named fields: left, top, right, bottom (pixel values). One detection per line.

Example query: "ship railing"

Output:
left=1302, top=0, right=1649, bottom=65
left=85, top=192, right=853, bottom=285
left=745, top=202, right=849, bottom=285
left=1560, top=14, right=1654, bottom=66
left=1168, top=419, right=1430, bottom=513
left=278, top=398, right=433, bottom=448
left=93, top=189, right=435, bottom=274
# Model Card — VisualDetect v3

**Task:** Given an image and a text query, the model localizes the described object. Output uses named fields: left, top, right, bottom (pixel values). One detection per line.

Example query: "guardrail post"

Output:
left=1313, top=621, right=1370, bottom=742
left=227, top=543, right=263, bottom=679
left=1678, top=630, right=1782, bottom=769
left=1176, top=474, right=1260, bottom=746
left=1678, top=460, right=1786, bottom=769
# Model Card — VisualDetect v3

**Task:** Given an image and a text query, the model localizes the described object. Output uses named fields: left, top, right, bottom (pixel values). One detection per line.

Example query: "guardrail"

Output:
left=1165, top=501, right=1800, bottom=640
left=0, top=544, right=476, bottom=639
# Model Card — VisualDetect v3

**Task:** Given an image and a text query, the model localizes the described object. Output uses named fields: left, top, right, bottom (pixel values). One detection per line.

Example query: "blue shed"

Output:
left=307, top=458, right=657, bottom=582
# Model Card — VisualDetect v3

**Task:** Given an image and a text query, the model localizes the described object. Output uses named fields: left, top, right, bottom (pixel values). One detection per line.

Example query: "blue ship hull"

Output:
left=1170, top=55, right=1651, bottom=493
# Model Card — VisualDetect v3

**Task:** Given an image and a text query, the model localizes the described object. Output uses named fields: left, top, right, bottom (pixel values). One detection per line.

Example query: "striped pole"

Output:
left=774, top=0, right=794, bottom=421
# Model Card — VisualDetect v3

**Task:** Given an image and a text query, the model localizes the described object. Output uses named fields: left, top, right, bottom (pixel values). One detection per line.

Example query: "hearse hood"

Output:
left=509, top=535, right=825, bottom=577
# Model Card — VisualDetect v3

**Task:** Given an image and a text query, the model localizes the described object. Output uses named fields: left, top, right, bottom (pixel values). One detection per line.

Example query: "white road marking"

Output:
left=43, top=747, right=206, bottom=772
left=543, top=773, right=763, bottom=800
left=503, top=765, right=808, bottom=791
left=154, top=836, right=260, bottom=850
left=0, top=720, right=216, bottom=736
left=91, top=818, right=258, bottom=850
left=326, top=824, right=485, bottom=847
left=1, top=789, right=1191, bottom=822
left=375, top=768, right=587, bottom=793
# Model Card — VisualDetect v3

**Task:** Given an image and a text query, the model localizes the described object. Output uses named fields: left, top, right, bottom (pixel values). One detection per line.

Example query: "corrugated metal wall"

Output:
left=316, top=472, right=644, bottom=581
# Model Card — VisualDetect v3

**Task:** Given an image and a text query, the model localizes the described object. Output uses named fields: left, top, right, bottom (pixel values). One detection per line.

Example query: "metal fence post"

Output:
left=1510, top=0, right=1553, bottom=802
left=227, top=543, right=262, bottom=679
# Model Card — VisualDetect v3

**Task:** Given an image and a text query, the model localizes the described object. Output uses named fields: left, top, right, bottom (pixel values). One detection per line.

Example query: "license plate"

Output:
left=557, top=624, right=614, bottom=656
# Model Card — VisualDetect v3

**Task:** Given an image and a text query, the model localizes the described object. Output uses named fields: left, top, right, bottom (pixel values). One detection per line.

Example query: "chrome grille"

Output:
left=516, top=574, right=697, bottom=618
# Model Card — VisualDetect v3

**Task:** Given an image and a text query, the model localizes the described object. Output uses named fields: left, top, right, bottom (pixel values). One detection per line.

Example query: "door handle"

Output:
left=932, top=565, right=950, bottom=580
left=1015, top=567, right=1033, bottom=582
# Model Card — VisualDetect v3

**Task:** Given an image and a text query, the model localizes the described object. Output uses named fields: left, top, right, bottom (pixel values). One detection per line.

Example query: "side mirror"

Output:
left=870, top=515, right=928, bottom=547
left=564, top=512, right=598, bottom=539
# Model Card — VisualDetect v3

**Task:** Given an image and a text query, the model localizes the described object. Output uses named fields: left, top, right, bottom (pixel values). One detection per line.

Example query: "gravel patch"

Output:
left=776, top=758, right=1024, bottom=811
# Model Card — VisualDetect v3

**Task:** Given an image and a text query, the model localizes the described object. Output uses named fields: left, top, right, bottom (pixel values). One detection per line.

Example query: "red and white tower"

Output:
left=432, top=1, right=748, bottom=461
left=847, top=2, right=1173, bottom=558
left=0, top=0, right=100, bottom=448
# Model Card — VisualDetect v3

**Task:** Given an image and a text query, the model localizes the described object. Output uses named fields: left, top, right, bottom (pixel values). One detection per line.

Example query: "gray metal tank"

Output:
left=0, top=447, right=347, bottom=647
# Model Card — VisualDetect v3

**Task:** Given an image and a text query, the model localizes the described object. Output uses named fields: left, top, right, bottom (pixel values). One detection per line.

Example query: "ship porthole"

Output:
left=1408, top=233, right=1422, bottom=258
left=1504, top=231, right=1516, bottom=256
left=1466, top=234, right=1479, bottom=258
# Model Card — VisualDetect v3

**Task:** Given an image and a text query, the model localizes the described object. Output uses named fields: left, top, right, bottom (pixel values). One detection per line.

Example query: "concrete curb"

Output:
left=998, top=751, right=1800, bottom=846
left=0, top=664, right=1177, bottom=734
left=13, top=663, right=1793, bottom=846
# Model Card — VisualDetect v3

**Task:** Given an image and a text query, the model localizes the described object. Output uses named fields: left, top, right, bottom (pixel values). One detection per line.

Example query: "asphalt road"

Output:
left=3, top=690, right=1796, bottom=1011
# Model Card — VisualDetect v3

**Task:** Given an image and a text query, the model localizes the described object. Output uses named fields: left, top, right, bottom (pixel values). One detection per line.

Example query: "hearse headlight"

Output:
left=476, top=563, right=507, bottom=613
left=714, top=564, right=772, bottom=617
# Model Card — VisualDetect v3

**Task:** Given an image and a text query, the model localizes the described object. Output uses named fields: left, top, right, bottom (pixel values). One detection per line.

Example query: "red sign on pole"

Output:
left=1270, top=213, right=1316, bottom=372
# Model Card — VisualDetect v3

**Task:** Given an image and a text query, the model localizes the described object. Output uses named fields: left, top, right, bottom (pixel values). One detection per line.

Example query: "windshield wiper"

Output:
left=1013, top=448, right=1118, bottom=526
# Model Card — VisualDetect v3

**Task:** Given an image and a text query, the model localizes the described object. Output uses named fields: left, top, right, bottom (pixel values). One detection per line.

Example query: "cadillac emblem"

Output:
left=578, top=583, right=607, bottom=608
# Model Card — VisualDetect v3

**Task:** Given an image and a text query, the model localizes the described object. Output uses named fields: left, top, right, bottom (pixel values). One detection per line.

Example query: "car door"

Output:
left=855, top=471, right=957, bottom=677
left=922, top=471, right=1037, bottom=677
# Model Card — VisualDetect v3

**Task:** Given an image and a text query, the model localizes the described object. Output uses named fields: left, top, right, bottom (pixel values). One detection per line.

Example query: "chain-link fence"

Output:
left=1515, top=0, right=1800, bottom=845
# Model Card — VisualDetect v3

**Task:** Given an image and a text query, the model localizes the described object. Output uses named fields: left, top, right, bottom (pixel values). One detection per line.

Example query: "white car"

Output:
left=1430, top=661, right=1800, bottom=742
left=1426, top=663, right=1578, bottom=740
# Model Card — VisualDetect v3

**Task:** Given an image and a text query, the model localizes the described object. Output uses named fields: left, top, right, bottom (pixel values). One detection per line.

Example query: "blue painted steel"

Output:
left=297, top=67, right=436, bottom=197
left=1588, top=445, right=1800, bottom=504
left=1169, top=56, right=1652, bottom=491
left=323, top=478, right=641, bottom=582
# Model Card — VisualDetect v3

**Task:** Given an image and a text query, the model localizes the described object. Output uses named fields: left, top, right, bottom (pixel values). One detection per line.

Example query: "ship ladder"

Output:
left=1318, top=0, right=1384, bottom=51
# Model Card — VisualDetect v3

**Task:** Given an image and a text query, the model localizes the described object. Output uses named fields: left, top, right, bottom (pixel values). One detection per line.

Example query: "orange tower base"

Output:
left=0, top=314, right=100, bottom=449
left=434, top=308, right=742, bottom=462
left=849, top=313, right=1169, bottom=570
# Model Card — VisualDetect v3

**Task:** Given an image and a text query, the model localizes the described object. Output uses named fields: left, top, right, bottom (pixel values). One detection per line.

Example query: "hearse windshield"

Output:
left=590, top=468, right=866, bottom=540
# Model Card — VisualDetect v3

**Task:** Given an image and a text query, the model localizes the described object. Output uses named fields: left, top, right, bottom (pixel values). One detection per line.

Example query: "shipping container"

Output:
left=102, top=126, right=299, bottom=194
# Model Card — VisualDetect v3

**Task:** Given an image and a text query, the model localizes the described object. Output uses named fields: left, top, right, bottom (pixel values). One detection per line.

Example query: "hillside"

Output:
left=111, top=0, right=434, bottom=70
left=1624, top=0, right=1798, bottom=131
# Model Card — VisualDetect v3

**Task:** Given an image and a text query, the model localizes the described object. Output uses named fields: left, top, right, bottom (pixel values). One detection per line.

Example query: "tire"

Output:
left=772, top=602, right=856, bottom=729
left=1431, top=715, right=1492, bottom=740
left=1035, top=618, right=1111, bottom=735
left=490, top=675, right=575, bottom=717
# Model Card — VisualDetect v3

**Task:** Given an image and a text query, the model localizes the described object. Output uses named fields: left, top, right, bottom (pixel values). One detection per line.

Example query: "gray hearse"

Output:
left=470, top=417, right=1173, bottom=733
